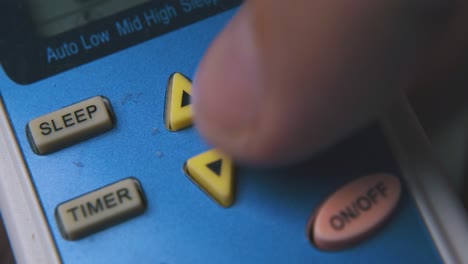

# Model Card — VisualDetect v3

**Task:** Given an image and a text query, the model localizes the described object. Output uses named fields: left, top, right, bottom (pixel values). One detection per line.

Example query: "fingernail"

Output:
left=192, top=6, right=261, bottom=149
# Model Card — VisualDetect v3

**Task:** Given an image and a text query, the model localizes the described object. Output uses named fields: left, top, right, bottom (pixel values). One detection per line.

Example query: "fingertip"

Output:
left=192, top=0, right=406, bottom=166
left=192, top=5, right=264, bottom=161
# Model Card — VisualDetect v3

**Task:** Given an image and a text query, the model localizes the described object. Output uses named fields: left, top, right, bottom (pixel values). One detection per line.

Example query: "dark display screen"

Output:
left=2, top=0, right=241, bottom=84
left=27, top=0, right=149, bottom=37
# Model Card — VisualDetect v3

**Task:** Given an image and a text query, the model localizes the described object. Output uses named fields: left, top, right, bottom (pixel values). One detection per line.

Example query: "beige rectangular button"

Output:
left=26, top=96, right=115, bottom=154
left=55, top=178, right=146, bottom=240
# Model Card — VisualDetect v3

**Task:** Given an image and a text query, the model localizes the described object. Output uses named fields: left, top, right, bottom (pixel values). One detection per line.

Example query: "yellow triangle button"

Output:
left=164, top=72, right=193, bottom=131
left=184, top=149, right=235, bottom=207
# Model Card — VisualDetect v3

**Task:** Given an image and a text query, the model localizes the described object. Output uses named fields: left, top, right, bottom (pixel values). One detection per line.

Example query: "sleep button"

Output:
left=26, top=96, right=115, bottom=155
left=55, top=178, right=146, bottom=240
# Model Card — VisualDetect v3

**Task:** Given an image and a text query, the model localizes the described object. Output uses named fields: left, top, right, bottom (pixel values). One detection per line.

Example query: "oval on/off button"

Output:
left=307, top=173, right=401, bottom=251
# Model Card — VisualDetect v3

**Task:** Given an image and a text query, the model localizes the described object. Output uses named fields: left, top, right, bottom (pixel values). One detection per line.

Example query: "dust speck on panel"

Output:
left=72, top=161, right=84, bottom=168
left=151, top=128, right=159, bottom=135
left=121, top=92, right=143, bottom=105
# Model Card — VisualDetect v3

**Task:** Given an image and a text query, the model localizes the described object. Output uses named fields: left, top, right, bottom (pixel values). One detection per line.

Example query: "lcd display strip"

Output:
left=28, top=0, right=150, bottom=37
left=2, top=0, right=241, bottom=84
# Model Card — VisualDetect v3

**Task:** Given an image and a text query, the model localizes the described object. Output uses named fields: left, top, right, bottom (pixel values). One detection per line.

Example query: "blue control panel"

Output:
left=0, top=2, right=442, bottom=263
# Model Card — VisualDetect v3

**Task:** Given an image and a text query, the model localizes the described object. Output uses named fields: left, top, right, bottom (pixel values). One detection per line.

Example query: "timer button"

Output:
left=55, top=178, right=146, bottom=240
left=306, top=173, right=401, bottom=251
left=26, top=96, right=115, bottom=154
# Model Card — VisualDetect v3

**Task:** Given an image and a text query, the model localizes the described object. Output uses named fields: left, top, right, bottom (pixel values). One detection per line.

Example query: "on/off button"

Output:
left=26, top=96, right=115, bottom=155
left=307, top=173, right=401, bottom=251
